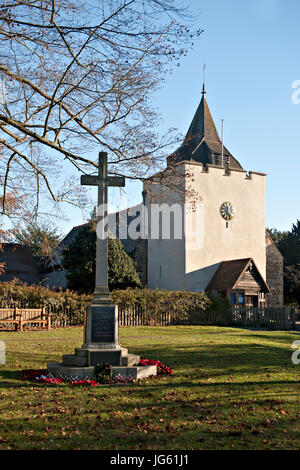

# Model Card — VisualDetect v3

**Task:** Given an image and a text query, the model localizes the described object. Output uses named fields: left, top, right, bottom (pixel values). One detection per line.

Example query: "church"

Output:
left=143, top=85, right=283, bottom=307
left=40, top=86, right=284, bottom=307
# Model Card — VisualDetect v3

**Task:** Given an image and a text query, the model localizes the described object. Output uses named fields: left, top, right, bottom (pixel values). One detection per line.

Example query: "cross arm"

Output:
left=81, top=175, right=125, bottom=187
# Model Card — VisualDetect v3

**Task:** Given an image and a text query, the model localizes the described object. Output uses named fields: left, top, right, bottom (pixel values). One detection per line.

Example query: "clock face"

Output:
left=220, top=201, right=235, bottom=220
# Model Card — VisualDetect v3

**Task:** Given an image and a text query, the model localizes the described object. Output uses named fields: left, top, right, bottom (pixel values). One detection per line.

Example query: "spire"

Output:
left=167, top=87, right=243, bottom=170
left=185, top=90, right=221, bottom=143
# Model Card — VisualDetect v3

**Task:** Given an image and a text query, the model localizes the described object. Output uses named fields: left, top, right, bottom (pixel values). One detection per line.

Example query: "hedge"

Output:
left=0, top=281, right=91, bottom=325
left=112, top=288, right=230, bottom=325
left=0, top=281, right=229, bottom=326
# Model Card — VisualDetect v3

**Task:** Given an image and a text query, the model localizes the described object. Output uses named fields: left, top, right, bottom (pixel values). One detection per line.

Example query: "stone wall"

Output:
left=266, top=231, right=284, bottom=306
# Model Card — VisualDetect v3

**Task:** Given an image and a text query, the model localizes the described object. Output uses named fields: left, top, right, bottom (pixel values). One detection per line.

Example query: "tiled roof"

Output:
left=167, top=89, right=243, bottom=170
left=207, top=258, right=269, bottom=292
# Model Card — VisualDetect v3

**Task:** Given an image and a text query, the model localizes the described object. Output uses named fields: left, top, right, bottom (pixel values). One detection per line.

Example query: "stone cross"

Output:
left=81, top=151, right=125, bottom=304
left=47, top=152, right=156, bottom=378
left=47, top=152, right=156, bottom=379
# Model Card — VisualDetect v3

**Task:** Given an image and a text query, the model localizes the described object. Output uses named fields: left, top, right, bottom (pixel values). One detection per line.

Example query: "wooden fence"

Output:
left=117, top=304, right=232, bottom=327
left=0, top=301, right=297, bottom=330
left=118, top=305, right=296, bottom=329
left=230, top=306, right=296, bottom=330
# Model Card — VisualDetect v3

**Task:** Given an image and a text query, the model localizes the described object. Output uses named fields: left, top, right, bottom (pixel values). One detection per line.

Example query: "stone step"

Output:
left=64, top=347, right=136, bottom=367
left=48, top=362, right=157, bottom=380
left=122, top=353, right=140, bottom=367
left=63, top=354, right=88, bottom=367
left=48, top=362, right=95, bottom=379
left=75, top=347, right=128, bottom=358
left=74, top=348, right=89, bottom=357
left=111, top=366, right=157, bottom=380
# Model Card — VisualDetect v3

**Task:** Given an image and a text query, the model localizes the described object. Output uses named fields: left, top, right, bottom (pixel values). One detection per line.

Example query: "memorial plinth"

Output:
left=48, top=277, right=157, bottom=381
left=48, top=152, right=157, bottom=381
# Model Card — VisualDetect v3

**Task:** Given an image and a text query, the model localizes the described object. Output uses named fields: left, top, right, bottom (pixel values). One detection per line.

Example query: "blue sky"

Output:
left=58, top=0, right=300, bottom=235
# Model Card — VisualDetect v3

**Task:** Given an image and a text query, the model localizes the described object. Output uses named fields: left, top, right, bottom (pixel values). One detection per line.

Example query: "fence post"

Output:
left=282, top=308, right=286, bottom=330
left=47, top=310, right=51, bottom=331
left=291, top=308, right=296, bottom=330
left=14, top=306, right=18, bottom=331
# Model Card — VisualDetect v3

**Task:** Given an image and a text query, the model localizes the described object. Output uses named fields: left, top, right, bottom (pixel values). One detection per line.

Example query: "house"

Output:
left=0, top=243, right=40, bottom=285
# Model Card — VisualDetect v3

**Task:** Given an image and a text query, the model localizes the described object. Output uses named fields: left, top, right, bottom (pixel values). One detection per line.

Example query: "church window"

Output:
left=230, top=293, right=236, bottom=305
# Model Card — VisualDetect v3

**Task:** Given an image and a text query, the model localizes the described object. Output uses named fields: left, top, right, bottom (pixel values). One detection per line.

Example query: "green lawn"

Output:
left=0, top=325, right=300, bottom=450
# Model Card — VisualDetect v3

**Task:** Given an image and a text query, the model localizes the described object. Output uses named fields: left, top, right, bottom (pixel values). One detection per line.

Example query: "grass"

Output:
left=0, top=325, right=300, bottom=450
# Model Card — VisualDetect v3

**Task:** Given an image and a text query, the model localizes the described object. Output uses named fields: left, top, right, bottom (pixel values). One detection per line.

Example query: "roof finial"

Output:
left=202, top=64, right=206, bottom=95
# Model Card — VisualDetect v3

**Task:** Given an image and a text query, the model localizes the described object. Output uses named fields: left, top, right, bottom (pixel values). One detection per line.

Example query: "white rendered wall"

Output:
left=185, top=162, right=266, bottom=292
left=145, top=162, right=266, bottom=292
left=145, top=168, right=186, bottom=291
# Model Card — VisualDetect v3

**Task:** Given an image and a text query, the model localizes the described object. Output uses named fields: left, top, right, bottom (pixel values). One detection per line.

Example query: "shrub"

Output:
left=112, top=288, right=229, bottom=325
left=0, top=282, right=229, bottom=326
left=0, top=280, right=91, bottom=325
left=62, top=222, right=142, bottom=293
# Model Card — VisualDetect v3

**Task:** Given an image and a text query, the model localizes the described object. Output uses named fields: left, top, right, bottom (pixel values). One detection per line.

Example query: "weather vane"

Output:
left=202, top=63, right=206, bottom=94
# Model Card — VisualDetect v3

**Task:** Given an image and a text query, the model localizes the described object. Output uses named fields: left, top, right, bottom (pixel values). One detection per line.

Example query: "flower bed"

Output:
left=20, top=369, right=99, bottom=386
left=20, top=359, right=173, bottom=386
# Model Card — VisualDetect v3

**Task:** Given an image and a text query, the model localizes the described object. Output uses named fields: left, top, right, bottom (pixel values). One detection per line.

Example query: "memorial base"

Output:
left=47, top=346, right=157, bottom=380
left=47, top=363, right=157, bottom=381
left=47, top=302, right=157, bottom=381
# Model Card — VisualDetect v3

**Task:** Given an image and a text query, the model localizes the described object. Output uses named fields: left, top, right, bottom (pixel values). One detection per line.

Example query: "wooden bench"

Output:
left=0, top=307, right=51, bottom=331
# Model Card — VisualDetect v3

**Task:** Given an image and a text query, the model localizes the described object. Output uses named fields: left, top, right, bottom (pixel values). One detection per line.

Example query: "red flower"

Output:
left=139, top=359, right=173, bottom=375
left=20, top=369, right=99, bottom=386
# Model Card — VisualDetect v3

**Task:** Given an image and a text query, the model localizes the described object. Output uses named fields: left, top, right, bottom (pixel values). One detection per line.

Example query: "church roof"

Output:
left=207, top=258, right=269, bottom=293
left=167, top=87, right=243, bottom=170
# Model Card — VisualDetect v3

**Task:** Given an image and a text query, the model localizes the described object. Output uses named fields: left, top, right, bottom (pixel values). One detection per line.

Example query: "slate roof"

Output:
left=167, top=88, right=243, bottom=170
left=0, top=244, right=40, bottom=284
left=207, top=258, right=269, bottom=293
left=57, top=204, right=144, bottom=256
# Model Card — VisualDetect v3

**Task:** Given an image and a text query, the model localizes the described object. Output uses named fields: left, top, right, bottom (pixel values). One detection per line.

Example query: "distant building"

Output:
left=0, top=243, right=66, bottom=290
left=0, top=244, right=40, bottom=285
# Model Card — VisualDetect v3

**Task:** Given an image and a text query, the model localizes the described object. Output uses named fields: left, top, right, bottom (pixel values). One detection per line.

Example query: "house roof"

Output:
left=167, top=87, right=243, bottom=170
left=207, top=258, right=270, bottom=293
left=0, top=243, right=40, bottom=284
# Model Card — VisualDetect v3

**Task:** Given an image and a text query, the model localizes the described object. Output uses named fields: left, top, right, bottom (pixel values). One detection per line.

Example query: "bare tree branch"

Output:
left=0, top=0, right=202, bottom=217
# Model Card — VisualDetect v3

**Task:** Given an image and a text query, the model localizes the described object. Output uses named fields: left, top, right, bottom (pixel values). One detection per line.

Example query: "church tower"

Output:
left=145, top=87, right=270, bottom=307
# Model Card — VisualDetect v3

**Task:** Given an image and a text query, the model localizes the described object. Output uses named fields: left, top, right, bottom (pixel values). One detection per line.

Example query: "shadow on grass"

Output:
left=1, top=334, right=298, bottom=390
left=0, top=368, right=65, bottom=389
left=0, top=369, right=20, bottom=381
left=0, top=379, right=298, bottom=451
left=227, top=329, right=300, bottom=342
left=0, top=368, right=45, bottom=389
left=133, top=340, right=296, bottom=376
